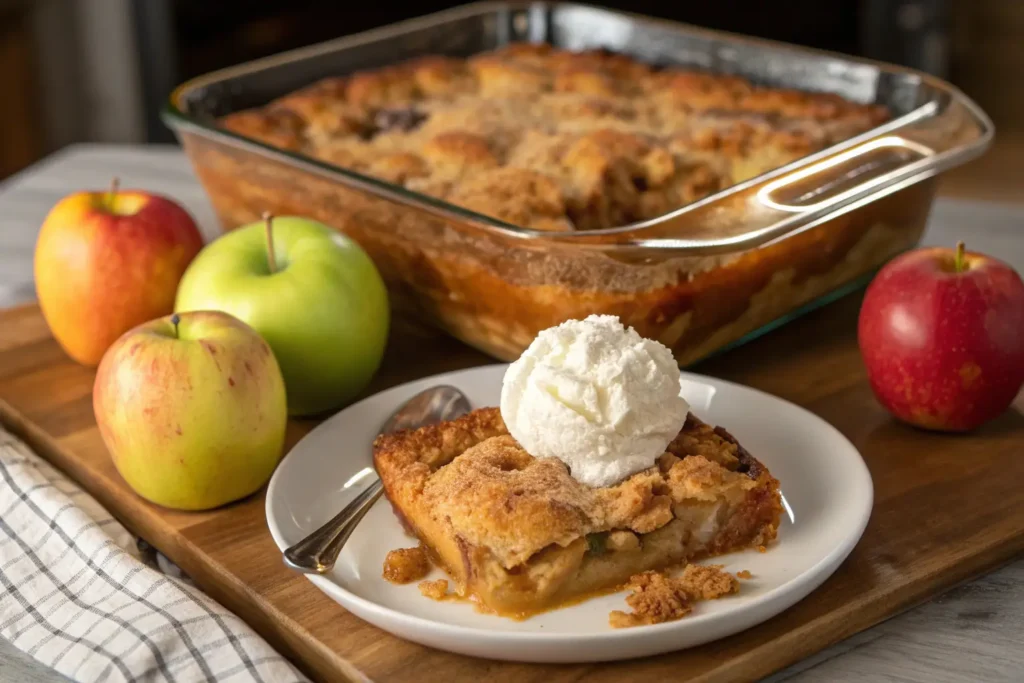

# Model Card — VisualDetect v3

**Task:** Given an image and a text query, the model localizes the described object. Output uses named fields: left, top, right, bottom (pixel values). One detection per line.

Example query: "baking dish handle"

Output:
left=523, top=94, right=992, bottom=256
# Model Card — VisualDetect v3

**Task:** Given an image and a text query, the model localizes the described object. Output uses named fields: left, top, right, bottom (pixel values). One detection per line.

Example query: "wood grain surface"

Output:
left=2, top=281, right=1022, bottom=682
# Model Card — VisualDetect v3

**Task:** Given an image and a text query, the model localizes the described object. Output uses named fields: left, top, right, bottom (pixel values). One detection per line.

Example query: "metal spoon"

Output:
left=283, top=385, right=472, bottom=574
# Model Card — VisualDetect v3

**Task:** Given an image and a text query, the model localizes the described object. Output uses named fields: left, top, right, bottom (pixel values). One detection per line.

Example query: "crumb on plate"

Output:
left=737, top=570, right=753, bottom=580
left=382, top=546, right=432, bottom=584
left=418, top=579, right=449, bottom=600
left=679, top=563, right=741, bottom=600
left=609, top=564, right=739, bottom=628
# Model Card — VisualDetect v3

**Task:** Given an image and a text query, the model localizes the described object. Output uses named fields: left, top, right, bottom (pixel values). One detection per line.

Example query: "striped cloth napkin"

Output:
left=0, top=425, right=308, bottom=683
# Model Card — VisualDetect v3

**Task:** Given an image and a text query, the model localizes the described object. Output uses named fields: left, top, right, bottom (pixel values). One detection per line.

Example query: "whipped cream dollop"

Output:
left=500, top=315, right=690, bottom=488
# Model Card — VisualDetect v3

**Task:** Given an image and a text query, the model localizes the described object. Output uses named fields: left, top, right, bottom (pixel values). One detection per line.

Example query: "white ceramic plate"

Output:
left=266, top=365, right=872, bottom=663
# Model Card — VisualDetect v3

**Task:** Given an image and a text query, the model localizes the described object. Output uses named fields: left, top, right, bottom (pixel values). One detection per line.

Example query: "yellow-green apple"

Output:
left=35, top=180, right=204, bottom=366
left=858, top=242, right=1024, bottom=431
left=175, top=214, right=389, bottom=416
left=93, top=311, right=287, bottom=510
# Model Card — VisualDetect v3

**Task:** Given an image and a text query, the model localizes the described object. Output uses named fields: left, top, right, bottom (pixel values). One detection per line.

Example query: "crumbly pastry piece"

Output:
left=608, top=564, right=740, bottom=628
left=677, top=563, right=740, bottom=600
left=219, top=43, right=888, bottom=231
left=374, top=407, right=782, bottom=617
left=418, top=579, right=450, bottom=600
left=382, top=546, right=432, bottom=584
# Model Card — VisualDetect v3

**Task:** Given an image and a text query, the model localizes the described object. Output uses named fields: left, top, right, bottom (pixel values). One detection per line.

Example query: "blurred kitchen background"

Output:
left=1, top=0, right=1020, bottom=181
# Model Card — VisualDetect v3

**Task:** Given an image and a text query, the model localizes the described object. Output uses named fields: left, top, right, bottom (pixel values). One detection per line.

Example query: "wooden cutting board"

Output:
left=1, top=297, right=1022, bottom=683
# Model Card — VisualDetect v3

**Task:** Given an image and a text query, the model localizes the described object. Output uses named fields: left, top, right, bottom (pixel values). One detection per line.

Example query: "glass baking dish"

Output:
left=163, top=1, right=992, bottom=365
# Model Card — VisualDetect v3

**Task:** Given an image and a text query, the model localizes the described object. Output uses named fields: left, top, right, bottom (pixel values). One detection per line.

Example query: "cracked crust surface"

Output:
left=219, top=43, right=887, bottom=232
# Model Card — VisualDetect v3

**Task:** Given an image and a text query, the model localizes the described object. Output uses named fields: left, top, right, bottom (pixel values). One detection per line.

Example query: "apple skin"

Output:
left=34, top=189, right=203, bottom=366
left=858, top=245, right=1024, bottom=431
left=175, top=216, right=389, bottom=416
left=93, top=311, right=287, bottom=510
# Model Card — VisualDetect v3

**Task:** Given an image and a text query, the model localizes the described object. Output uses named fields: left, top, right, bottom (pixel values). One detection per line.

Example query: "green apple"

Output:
left=93, top=311, right=287, bottom=511
left=174, top=215, right=389, bottom=416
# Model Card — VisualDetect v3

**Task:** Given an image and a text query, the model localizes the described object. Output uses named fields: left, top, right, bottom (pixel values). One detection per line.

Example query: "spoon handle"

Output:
left=283, top=475, right=384, bottom=574
left=281, top=384, right=471, bottom=575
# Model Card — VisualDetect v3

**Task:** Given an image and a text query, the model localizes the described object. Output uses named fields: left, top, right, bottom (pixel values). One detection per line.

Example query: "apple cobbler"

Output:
left=373, top=407, right=782, bottom=618
left=219, top=43, right=888, bottom=233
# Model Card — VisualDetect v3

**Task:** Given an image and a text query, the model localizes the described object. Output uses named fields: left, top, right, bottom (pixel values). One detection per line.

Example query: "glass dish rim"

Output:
left=161, top=0, right=994, bottom=248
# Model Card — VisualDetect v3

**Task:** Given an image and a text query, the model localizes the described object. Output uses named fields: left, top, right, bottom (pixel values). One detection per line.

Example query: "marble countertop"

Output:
left=1, top=144, right=1021, bottom=683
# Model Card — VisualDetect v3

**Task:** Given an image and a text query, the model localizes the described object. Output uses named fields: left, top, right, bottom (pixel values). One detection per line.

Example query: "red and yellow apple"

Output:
left=858, top=242, right=1024, bottom=431
left=93, top=310, right=287, bottom=510
left=35, top=181, right=203, bottom=366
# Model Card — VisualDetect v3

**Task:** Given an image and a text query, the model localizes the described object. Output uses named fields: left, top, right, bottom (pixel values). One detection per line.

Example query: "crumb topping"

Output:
left=220, top=43, right=888, bottom=231
left=609, top=564, right=739, bottom=628
left=382, top=546, right=432, bottom=584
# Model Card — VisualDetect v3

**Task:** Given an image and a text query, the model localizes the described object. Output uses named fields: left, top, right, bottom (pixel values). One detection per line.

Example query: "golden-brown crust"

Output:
left=374, top=407, right=782, bottom=615
left=345, top=66, right=420, bottom=107
left=367, top=152, right=431, bottom=184
left=218, top=108, right=306, bottom=151
left=446, top=168, right=574, bottom=232
left=422, top=434, right=592, bottom=567
left=408, top=56, right=476, bottom=98
left=217, top=43, right=888, bottom=231
left=373, top=407, right=508, bottom=470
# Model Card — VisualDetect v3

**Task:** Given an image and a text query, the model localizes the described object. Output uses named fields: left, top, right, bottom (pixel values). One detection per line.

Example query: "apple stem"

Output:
left=955, top=241, right=966, bottom=273
left=170, top=313, right=180, bottom=339
left=263, top=212, right=277, bottom=274
left=108, top=177, right=120, bottom=210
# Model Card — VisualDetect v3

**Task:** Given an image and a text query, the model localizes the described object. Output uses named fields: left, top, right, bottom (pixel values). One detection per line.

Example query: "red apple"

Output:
left=34, top=179, right=204, bottom=366
left=858, top=242, right=1024, bottom=431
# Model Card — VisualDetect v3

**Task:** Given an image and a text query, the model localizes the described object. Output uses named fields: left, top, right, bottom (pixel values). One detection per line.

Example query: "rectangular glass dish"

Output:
left=163, top=2, right=992, bottom=365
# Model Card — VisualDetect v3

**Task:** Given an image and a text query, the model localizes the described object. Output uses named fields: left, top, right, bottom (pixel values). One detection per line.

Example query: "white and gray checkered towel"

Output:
left=0, top=425, right=309, bottom=683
